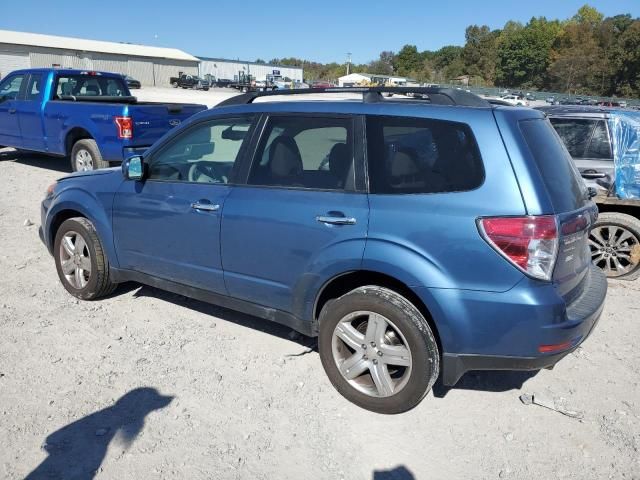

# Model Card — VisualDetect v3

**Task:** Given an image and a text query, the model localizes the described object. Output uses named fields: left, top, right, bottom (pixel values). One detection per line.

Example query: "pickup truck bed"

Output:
left=0, top=68, right=207, bottom=171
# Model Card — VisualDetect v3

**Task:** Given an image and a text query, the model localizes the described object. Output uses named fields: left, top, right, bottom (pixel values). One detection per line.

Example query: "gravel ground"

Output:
left=0, top=88, right=639, bottom=479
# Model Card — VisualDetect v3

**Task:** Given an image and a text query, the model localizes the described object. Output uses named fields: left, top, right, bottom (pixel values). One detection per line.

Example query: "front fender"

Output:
left=45, top=188, right=117, bottom=267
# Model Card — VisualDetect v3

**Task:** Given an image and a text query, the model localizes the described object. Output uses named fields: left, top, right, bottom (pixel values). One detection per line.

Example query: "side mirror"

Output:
left=122, top=155, right=144, bottom=180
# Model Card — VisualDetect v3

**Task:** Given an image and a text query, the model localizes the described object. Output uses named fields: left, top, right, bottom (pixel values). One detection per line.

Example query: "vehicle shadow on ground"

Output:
left=0, top=148, right=71, bottom=173
left=112, top=284, right=537, bottom=393
left=432, top=370, right=538, bottom=398
left=373, top=466, right=415, bottom=479
left=24, top=387, right=173, bottom=480
left=118, top=282, right=318, bottom=352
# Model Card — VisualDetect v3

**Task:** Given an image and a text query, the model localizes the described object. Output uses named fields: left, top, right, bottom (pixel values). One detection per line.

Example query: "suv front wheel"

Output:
left=318, top=286, right=439, bottom=414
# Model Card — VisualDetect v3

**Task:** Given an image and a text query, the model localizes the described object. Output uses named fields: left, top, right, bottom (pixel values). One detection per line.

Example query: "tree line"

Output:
left=265, top=5, right=640, bottom=97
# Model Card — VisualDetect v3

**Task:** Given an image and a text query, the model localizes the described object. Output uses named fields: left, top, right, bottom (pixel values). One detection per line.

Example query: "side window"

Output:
left=148, top=116, right=254, bottom=183
left=366, top=115, right=484, bottom=194
left=584, top=120, right=612, bottom=160
left=25, top=74, right=43, bottom=100
left=0, top=75, right=25, bottom=101
left=248, top=116, right=354, bottom=190
left=548, top=118, right=596, bottom=158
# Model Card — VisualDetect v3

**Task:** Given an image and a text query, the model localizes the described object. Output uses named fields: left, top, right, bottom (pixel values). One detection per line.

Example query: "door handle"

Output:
left=581, top=172, right=606, bottom=179
left=8, top=108, right=16, bottom=114
left=191, top=202, right=220, bottom=212
left=316, top=215, right=356, bottom=225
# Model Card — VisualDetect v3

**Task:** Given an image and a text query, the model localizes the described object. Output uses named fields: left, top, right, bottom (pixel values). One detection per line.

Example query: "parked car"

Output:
left=0, top=69, right=207, bottom=171
left=40, top=87, right=606, bottom=414
left=213, top=78, right=233, bottom=88
left=501, top=94, right=529, bottom=106
left=170, top=74, right=210, bottom=91
left=538, top=105, right=640, bottom=280
left=546, top=96, right=557, bottom=104
left=124, top=75, right=141, bottom=89
left=311, top=81, right=335, bottom=88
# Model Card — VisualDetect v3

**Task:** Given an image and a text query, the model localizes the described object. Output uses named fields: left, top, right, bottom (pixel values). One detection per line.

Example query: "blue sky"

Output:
left=2, top=1, right=639, bottom=64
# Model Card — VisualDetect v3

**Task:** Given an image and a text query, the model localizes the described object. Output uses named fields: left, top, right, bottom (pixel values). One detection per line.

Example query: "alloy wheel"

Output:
left=331, top=311, right=412, bottom=398
left=75, top=149, right=94, bottom=171
left=59, top=231, right=92, bottom=289
left=589, top=225, right=640, bottom=277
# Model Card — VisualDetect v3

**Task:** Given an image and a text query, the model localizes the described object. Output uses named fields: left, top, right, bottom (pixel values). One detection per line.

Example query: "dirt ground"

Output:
left=0, top=88, right=638, bottom=480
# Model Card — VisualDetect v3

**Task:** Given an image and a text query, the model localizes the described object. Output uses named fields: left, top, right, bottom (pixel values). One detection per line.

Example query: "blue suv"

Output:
left=40, top=87, right=607, bottom=414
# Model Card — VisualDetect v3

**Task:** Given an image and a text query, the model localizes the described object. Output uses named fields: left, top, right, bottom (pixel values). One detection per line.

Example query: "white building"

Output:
left=198, top=57, right=303, bottom=83
left=0, top=29, right=199, bottom=86
left=338, top=72, right=408, bottom=87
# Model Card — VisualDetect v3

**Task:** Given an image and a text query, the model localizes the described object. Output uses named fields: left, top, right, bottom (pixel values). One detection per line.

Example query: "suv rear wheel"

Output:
left=318, top=286, right=439, bottom=414
left=590, top=212, right=640, bottom=280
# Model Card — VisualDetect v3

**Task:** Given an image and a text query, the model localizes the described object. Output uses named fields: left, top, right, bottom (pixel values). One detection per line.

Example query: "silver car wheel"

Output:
left=590, top=225, right=640, bottom=277
left=75, top=149, right=94, bottom=171
left=332, top=311, right=412, bottom=398
left=59, top=231, right=92, bottom=289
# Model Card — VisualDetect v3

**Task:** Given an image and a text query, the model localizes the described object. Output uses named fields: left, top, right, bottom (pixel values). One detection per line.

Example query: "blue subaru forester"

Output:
left=40, top=87, right=607, bottom=414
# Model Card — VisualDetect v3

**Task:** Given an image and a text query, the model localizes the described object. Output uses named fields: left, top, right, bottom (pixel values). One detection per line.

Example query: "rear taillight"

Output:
left=115, top=116, right=133, bottom=139
left=478, top=216, right=558, bottom=281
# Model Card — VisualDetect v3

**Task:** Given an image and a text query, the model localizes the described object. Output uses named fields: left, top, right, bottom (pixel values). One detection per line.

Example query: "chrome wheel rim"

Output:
left=59, top=231, right=91, bottom=289
left=332, top=311, right=412, bottom=398
left=589, top=225, right=640, bottom=277
left=75, top=149, right=93, bottom=171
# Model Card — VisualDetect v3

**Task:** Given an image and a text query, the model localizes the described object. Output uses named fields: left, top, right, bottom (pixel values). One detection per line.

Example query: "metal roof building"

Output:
left=0, top=29, right=199, bottom=86
left=198, top=57, right=303, bottom=83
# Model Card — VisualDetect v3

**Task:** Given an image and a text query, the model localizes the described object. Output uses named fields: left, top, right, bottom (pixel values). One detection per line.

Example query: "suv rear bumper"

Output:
left=418, top=265, right=607, bottom=386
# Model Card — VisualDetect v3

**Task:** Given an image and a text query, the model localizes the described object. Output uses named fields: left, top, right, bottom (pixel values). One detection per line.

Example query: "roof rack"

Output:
left=215, top=86, right=491, bottom=108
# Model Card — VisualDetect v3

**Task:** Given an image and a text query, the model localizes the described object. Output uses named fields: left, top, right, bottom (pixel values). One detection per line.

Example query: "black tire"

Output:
left=590, top=212, right=640, bottom=281
left=54, top=217, right=117, bottom=300
left=172, top=82, right=178, bottom=88
left=318, top=286, right=439, bottom=414
left=71, top=139, right=109, bottom=172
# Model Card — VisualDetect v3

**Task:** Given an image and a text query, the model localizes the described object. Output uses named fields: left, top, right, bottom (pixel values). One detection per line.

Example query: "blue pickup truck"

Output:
left=0, top=68, right=206, bottom=171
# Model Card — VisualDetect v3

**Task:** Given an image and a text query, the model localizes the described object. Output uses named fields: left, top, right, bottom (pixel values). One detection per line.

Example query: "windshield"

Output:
left=55, top=75, right=128, bottom=97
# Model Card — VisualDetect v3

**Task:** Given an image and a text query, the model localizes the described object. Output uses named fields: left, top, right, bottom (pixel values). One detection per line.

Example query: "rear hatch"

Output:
left=126, top=103, right=207, bottom=146
left=519, top=117, right=597, bottom=301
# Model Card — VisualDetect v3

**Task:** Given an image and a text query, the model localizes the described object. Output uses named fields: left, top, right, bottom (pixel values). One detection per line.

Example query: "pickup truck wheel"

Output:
left=71, top=139, right=109, bottom=172
left=172, top=82, right=178, bottom=88
left=54, top=217, right=117, bottom=300
left=318, top=286, right=439, bottom=414
left=590, top=212, right=640, bottom=280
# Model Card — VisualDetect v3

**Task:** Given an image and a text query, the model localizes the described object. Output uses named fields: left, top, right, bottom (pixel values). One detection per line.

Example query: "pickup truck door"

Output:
left=0, top=73, right=26, bottom=147
left=112, top=115, right=255, bottom=295
left=15, top=73, right=46, bottom=151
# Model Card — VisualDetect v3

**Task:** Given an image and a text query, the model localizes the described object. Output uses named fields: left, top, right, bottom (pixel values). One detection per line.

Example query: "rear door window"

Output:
left=519, top=118, right=588, bottom=212
left=0, top=74, right=25, bottom=101
left=366, top=115, right=484, bottom=194
left=248, top=116, right=354, bottom=191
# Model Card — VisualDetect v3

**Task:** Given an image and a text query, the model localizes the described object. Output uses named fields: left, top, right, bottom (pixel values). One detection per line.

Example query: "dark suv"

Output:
left=539, top=105, right=640, bottom=280
left=40, top=88, right=607, bottom=414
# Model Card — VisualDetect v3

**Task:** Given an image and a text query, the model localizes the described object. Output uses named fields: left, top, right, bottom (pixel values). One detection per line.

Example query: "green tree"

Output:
left=394, top=45, right=422, bottom=76
left=495, top=17, right=561, bottom=88
left=462, top=25, right=500, bottom=84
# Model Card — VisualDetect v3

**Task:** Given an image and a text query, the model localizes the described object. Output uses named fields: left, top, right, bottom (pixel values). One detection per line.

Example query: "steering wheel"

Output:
left=188, top=162, right=227, bottom=184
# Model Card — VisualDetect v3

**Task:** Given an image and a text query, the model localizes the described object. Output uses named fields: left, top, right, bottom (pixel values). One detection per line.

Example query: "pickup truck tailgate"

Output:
left=128, top=103, right=207, bottom=146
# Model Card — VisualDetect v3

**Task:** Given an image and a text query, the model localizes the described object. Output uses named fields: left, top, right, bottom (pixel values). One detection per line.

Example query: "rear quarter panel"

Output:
left=363, top=106, right=528, bottom=293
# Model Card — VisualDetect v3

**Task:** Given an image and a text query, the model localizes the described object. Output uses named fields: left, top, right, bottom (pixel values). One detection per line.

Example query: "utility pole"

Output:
left=346, top=52, right=352, bottom=76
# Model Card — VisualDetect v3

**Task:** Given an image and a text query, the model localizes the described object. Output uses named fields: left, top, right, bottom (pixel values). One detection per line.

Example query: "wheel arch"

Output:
left=46, top=197, right=118, bottom=268
left=64, top=127, right=94, bottom=156
left=313, top=270, right=443, bottom=354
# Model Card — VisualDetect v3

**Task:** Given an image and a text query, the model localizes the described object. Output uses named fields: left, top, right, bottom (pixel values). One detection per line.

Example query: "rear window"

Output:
left=55, top=75, right=128, bottom=98
left=366, top=115, right=484, bottom=194
left=519, top=118, right=588, bottom=212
